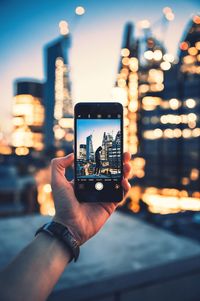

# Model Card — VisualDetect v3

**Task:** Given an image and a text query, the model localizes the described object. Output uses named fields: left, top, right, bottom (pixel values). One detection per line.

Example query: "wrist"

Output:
left=35, top=221, right=80, bottom=262
left=53, top=216, right=83, bottom=246
left=36, top=231, right=72, bottom=263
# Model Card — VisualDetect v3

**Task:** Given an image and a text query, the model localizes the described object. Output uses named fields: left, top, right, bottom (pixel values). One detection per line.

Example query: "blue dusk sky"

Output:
left=0, top=0, right=200, bottom=134
left=77, top=119, right=120, bottom=152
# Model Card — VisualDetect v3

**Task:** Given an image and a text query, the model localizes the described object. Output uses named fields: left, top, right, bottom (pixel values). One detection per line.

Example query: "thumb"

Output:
left=51, top=153, right=74, bottom=185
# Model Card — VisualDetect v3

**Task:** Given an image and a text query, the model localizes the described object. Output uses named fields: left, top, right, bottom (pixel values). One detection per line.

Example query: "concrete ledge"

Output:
left=0, top=212, right=200, bottom=301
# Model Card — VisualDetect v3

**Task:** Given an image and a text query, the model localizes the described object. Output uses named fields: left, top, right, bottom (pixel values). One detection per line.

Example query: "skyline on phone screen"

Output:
left=76, top=118, right=121, bottom=179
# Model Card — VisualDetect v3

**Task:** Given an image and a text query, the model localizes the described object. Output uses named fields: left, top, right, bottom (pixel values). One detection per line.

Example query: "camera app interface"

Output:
left=76, top=118, right=121, bottom=182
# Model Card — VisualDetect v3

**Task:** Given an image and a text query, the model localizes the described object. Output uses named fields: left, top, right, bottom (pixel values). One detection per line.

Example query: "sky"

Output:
left=77, top=119, right=120, bottom=152
left=0, top=0, right=200, bottom=135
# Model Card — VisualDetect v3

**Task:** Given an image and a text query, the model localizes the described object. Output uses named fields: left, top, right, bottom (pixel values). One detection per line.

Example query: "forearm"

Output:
left=0, top=232, right=71, bottom=301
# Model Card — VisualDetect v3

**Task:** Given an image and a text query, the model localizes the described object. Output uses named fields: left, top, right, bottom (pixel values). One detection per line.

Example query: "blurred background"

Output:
left=0, top=0, right=200, bottom=242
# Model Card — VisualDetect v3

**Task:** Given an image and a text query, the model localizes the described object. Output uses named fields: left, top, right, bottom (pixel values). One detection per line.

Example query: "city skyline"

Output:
left=76, top=119, right=120, bottom=154
left=0, top=1, right=200, bottom=245
left=1, top=0, right=200, bottom=134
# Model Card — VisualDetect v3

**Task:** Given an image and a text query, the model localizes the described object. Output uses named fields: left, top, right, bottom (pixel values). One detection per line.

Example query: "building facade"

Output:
left=86, top=135, right=94, bottom=161
left=101, top=132, right=113, bottom=161
left=116, top=15, right=200, bottom=213
left=79, top=144, right=86, bottom=160
left=140, top=16, right=200, bottom=194
left=11, top=80, right=44, bottom=155
left=44, top=33, right=73, bottom=151
left=108, top=131, right=121, bottom=171
left=113, top=23, right=139, bottom=155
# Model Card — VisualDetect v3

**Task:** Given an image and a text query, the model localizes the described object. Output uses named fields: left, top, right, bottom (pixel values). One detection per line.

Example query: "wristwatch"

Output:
left=35, top=221, right=80, bottom=262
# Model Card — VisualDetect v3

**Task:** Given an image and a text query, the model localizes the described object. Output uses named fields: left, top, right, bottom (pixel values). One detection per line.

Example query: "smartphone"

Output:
left=74, top=102, right=123, bottom=203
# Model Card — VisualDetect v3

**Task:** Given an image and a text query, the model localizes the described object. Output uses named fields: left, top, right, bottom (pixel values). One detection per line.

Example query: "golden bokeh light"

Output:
left=163, top=53, right=175, bottom=63
left=160, top=61, right=171, bottom=70
left=144, top=50, right=154, bottom=60
left=153, top=49, right=163, bottom=61
left=138, top=19, right=150, bottom=29
left=121, top=48, right=130, bottom=57
left=193, top=15, right=200, bottom=24
left=75, top=6, right=85, bottom=16
left=185, top=98, right=196, bottom=108
left=188, top=47, right=198, bottom=56
left=59, top=20, right=69, bottom=35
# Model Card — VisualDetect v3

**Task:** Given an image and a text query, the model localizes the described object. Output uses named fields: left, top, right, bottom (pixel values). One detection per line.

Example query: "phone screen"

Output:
left=74, top=102, right=123, bottom=203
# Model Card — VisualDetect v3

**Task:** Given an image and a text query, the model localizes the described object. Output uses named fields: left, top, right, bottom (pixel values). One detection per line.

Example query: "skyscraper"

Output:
left=135, top=22, right=200, bottom=192
left=137, top=36, right=168, bottom=187
left=44, top=31, right=73, bottom=151
left=12, top=80, right=44, bottom=155
left=114, top=14, right=200, bottom=216
left=86, top=135, right=94, bottom=161
left=114, top=23, right=139, bottom=154
left=79, top=144, right=86, bottom=160
left=108, top=131, right=121, bottom=170
left=176, top=15, right=200, bottom=192
left=143, top=15, right=200, bottom=192
left=101, top=132, right=113, bottom=161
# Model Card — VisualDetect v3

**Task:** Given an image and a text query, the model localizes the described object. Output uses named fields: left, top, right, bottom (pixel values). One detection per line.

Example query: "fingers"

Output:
left=123, top=152, right=132, bottom=191
left=123, top=152, right=131, bottom=163
left=122, top=178, right=131, bottom=193
left=51, top=153, right=74, bottom=186
left=123, top=162, right=131, bottom=179
left=52, top=153, right=74, bottom=170
left=70, top=179, right=74, bottom=189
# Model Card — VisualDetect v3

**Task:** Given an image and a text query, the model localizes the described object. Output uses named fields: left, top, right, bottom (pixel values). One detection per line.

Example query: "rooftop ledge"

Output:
left=0, top=212, right=200, bottom=301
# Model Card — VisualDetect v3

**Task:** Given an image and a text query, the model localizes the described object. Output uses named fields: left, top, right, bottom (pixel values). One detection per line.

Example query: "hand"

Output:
left=51, top=153, right=131, bottom=245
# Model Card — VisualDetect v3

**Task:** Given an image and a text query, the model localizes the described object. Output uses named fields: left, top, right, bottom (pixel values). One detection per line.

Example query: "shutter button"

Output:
left=95, top=182, right=104, bottom=191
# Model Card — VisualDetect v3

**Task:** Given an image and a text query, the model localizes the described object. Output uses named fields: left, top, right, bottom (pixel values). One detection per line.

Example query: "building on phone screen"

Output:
left=86, top=135, right=94, bottom=161
left=79, top=144, right=86, bottom=160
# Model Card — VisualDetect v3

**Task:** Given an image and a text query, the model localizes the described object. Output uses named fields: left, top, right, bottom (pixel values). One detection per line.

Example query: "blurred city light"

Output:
left=144, top=50, right=154, bottom=60
left=193, top=15, right=200, bottom=24
left=153, top=50, right=163, bottom=61
left=163, top=53, right=175, bottom=63
left=160, top=61, right=171, bottom=70
left=59, top=20, right=69, bottom=35
left=121, top=48, right=130, bottom=57
left=138, top=19, right=150, bottom=29
left=163, top=6, right=175, bottom=21
left=11, top=83, right=44, bottom=152
left=180, top=41, right=189, bottom=51
left=75, top=6, right=85, bottom=16
left=169, top=98, right=180, bottom=110
left=185, top=98, right=196, bottom=108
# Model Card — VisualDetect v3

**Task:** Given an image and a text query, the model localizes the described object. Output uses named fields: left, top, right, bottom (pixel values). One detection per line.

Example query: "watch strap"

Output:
left=35, top=221, right=80, bottom=262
